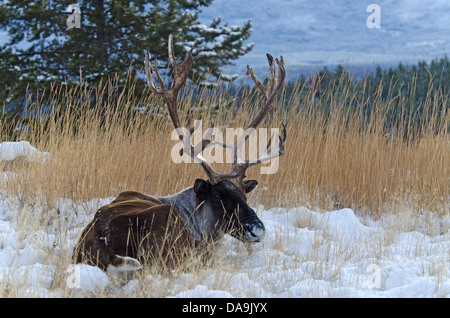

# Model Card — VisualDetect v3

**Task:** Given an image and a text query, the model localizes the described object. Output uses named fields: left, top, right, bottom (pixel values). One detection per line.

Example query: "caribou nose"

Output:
left=244, top=220, right=265, bottom=242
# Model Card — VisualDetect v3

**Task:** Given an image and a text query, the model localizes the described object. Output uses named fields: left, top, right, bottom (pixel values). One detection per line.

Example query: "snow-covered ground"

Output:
left=0, top=142, right=449, bottom=297
left=0, top=141, right=49, bottom=162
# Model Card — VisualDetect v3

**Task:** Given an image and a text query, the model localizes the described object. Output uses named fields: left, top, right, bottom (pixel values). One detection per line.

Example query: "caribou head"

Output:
left=73, top=35, right=286, bottom=272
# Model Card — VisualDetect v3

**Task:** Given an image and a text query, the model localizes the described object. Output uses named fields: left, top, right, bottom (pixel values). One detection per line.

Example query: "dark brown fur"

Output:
left=73, top=192, right=195, bottom=271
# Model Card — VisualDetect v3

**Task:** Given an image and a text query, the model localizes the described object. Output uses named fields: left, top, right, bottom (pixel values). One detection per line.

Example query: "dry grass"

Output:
left=0, top=72, right=448, bottom=218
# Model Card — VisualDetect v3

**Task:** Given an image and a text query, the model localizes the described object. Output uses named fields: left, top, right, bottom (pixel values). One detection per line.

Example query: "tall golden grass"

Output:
left=1, top=71, right=448, bottom=217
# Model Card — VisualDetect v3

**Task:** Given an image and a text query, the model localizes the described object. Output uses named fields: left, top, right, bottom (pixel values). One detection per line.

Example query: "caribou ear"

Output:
left=194, top=179, right=210, bottom=199
left=243, top=180, right=258, bottom=193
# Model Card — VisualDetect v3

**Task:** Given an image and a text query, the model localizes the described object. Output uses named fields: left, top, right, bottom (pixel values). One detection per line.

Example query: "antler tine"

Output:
left=168, top=34, right=204, bottom=93
left=167, top=34, right=178, bottom=71
left=144, top=49, right=166, bottom=96
left=246, top=65, right=267, bottom=97
left=266, top=54, right=277, bottom=98
left=246, top=122, right=287, bottom=168
left=245, top=55, right=285, bottom=131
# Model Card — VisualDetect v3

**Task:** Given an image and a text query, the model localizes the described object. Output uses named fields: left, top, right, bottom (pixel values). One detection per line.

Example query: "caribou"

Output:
left=72, top=35, right=287, bottom=272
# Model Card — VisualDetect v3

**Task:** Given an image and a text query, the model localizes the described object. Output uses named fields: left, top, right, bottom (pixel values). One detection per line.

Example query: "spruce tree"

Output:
left=0, top=0, right=253, bottom=103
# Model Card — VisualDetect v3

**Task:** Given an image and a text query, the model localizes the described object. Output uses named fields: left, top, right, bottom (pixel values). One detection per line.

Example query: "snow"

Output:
left=0, top=141, right=49, bottom=162
left=0, top=141, right=449, bottom=297
left=220, top=74, right=239, bottom=81
left=171, top=285, right=233, bottom=298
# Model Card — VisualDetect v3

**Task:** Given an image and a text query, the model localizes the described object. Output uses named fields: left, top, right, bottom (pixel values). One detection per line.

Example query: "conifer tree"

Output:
left=0, top=0, right=253, bottom=103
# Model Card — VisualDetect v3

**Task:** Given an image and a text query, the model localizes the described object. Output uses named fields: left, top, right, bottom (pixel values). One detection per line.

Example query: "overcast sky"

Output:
left=1, top=0, right=449, bottom=77
left=199, top=0, right=450, bottom=75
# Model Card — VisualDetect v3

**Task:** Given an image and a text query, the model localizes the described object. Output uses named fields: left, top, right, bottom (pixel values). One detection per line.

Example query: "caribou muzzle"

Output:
left=241, top=208, right=265, bottom=242
left=244, top=220, right=265, bottom=242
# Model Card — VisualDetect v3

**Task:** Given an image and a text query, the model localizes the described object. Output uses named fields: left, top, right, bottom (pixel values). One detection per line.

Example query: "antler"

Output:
left=216, top=54, right=287, bottom=191
left=144, top=35, right=287, bottom=193
left=145, top=35, right=221, bottom=179
left=145, top=34, right=203, bottom=130
left=245, top=54, right=286, bottom=130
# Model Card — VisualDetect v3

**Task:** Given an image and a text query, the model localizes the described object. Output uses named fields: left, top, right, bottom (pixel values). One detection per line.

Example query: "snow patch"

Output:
left=0, top=141, right=49, bottom=162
